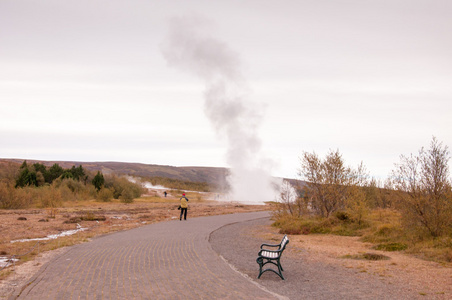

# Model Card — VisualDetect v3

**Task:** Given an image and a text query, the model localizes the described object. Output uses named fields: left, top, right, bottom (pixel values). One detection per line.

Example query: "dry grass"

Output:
left=274, top=208, right=452, bottom=264
left=259, top=223, right=452, bottom=299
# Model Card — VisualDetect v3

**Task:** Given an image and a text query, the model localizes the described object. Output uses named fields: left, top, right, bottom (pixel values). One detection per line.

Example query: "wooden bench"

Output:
left=256, top=234, right=289, bottom=280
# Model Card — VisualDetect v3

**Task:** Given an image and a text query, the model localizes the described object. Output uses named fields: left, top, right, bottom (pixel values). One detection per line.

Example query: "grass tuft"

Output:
left=341, top=252, right=390, bottom=261
left=374, top=243, right=408, bottom=252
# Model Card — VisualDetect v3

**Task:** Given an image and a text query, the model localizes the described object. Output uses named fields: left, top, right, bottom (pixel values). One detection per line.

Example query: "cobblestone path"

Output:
left=13, top=211, right=280, bottom=299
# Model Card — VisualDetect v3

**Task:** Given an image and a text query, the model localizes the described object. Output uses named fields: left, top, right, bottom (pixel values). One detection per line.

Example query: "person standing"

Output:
left=180, top=193, right=189, bottom=221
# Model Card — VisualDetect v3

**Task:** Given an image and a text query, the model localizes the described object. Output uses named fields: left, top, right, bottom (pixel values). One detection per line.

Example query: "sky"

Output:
left=1, top=0, right=451, bottom=181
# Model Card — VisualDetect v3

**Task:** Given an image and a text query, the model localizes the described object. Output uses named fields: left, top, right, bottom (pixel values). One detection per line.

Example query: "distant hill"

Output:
left=0, top=159, right=230, bottom=186
left=0, top=159, right=303, bottom=189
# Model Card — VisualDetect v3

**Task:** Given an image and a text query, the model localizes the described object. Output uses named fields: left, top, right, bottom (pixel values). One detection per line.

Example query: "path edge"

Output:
left=208, top=216, right=289, bottom=300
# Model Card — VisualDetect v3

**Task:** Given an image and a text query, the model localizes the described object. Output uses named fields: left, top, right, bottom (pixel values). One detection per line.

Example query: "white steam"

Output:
left=162, top=15, right=277, bottom=204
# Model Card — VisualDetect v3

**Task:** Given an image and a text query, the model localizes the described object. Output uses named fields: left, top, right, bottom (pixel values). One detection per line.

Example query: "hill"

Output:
left=0, top=159, right=303, bottom=190
left=0, top=159, right=230, bottom=187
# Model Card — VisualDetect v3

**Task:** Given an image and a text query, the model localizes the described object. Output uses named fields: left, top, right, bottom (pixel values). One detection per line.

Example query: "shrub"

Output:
left=280, top=226, right=302, bottom=235
left=62, top=178, right=85, bottom=194
left=119, top=187, right=135, bottom=203
left=0, top=181, right=35, bottom=209
left=97, top=187, right=113, bottom=202
left=104, top=175, right=143, bottom=202
left=58, top=184, right=76, bottom=202
left=0, top=181, right=17, bottom=209
left=39, top=185, right=62, bottom=208
left=273, top=215, right=339, bottom=235
left=298, top=150, right=369, bottom=218
left=272, top=214, right=303, bottom=235
left=391, top=137, right=452, bottom=238
left=335, top=211, right=350, bottom=221
left=433, top=237, right=452, bottom=249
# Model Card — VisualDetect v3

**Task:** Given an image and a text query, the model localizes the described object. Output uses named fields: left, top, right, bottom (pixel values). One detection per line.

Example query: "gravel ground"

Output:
left=209, top=217, right=448, bottom=300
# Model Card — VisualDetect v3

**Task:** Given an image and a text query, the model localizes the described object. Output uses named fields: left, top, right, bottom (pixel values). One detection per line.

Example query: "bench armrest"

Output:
left=260, top=243, right=281, bottom=249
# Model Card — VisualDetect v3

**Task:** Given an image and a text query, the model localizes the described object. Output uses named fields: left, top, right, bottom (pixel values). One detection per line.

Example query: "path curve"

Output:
left=210, top=217, right=443, bottom=300
left=13, top=211, right=279, bottom=300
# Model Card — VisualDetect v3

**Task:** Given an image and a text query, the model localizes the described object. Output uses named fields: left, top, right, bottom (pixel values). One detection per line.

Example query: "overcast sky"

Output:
left=1, top=0, right=451, bottom=180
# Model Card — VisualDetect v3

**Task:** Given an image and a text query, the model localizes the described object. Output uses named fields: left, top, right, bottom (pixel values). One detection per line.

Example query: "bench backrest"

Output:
left=280, top=235, right=289, bottom=251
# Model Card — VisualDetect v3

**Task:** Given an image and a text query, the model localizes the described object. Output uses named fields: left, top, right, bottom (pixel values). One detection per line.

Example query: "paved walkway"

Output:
left=13, top=212, right=281, bottom=300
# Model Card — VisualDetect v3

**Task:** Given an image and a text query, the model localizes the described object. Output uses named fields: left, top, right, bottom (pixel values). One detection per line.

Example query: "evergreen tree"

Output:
left=61, top=171, right=73, bottom=179
left=92, top=171, right=105, bottom=191
left=47, top=164, right=64, bottom=182
left=70, top=165, right=86, bottom=181
left=15, top=164, right=38, bottom=188
left=32, top=163, right=47, bottom=175
left=20, top=161, right=28, bottom=169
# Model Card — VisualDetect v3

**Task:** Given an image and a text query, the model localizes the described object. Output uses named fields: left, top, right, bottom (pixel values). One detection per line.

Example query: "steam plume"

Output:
left=162, top=16, right=276, bottom=203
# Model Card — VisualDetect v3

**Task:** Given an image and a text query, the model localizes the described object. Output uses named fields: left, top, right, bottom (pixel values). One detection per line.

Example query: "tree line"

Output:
left=0, top=161, right=144, bottom=209
left=15, top=161, right=88, bottom=188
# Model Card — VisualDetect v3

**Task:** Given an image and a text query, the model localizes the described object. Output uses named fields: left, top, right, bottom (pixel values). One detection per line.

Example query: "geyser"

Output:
left=162, top=15, right=278, bottom=204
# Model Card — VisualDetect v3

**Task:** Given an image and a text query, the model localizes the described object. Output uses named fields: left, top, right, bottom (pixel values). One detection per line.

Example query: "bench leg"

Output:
left=257, top=257, right=264, bottom=279
left=256, top=257, right=285, bottom=280
left=259, top=267, right=285, bottom=280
